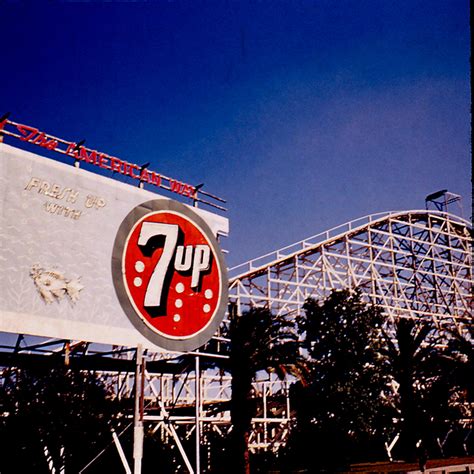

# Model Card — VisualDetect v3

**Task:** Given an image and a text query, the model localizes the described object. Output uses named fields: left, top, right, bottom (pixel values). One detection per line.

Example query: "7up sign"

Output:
left=112, top=200, right=228, bottom=351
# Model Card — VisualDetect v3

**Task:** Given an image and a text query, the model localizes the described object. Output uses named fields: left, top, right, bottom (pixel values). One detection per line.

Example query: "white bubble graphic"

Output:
left=134, top=277, right=142, bottom=287
left=175, top=299, right=183, bottom=309
left=203, top=304, right=211, bottom=313
left=204, top=289, right=213, bottom=299
left=135, top=261, right=145, bottom=272
left=173, top=314, right=181, bottom=322
left=175, top=282, right=185, bottom=293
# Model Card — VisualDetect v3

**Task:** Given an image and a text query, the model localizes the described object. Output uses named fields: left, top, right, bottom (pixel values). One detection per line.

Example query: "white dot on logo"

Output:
left=173, top=314, right=181, bottom=322
left=203, top=304, right=211, bottom=313
left=135, top=261, right=145, bottom=273
left=204, top=289, right=213, bottom=299
left=175, top=299, right=183, bottom=308
left=134, top=277, right=142, bottom=287
left=175, top=283, right=185, bottom=294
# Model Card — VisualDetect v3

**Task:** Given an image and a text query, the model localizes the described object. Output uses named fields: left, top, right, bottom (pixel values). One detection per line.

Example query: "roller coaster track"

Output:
left=229, top=210, right=472, bottom=329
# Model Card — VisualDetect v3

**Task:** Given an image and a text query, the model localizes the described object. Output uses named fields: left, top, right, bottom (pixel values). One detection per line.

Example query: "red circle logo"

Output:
left=112, top=200, right=228, bottom=351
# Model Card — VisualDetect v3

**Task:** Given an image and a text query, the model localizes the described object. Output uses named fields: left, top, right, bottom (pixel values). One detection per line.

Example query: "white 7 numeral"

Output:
left=138, top=222, right=178, bottom=307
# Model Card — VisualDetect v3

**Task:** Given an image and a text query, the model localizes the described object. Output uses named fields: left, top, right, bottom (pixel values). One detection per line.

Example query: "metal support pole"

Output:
left=112, top=429, right=132, bottom=474
left=59, top=446, right=65, bottom=474
left=43, top=444, right=56, bottom=474
left=156, top=398, right=195, bottom=474
left=161, top=423, right=195, bottom=474
left=195, top=354, right=201, bottom=474
left=263, top=382, right=267, bottom=447
left=133, top=345, right=144, bottom=474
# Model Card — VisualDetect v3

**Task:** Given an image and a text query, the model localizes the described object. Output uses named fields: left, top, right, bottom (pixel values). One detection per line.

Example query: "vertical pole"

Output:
left=133, top=345, right=144, bottom=474
left=195, top=354, right=201, bottom=474
left=263, top=382, right=267, bottom=447
left=286, top=381, right=290, bottom=420
left=112, top=430, right=132, bottom=474
left=64, top=341, right=70, bottom=367
left=43, top=444, right=56, bottom=474
left=59, top=446, right=65, bottom=474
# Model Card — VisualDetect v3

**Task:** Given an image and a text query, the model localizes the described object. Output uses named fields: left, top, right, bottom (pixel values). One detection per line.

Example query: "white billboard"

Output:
left=0, top=143, right=229, bottom=351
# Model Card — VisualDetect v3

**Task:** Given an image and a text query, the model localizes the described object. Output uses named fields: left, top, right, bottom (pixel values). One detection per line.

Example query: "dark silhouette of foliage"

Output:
left=141, top=427, right=194, bottom=474
left=380, top=318, right=456, bottom=462
left=452, top=324, right=474, bottom=447
left=221, top=295, right=471, bottom=472
left=447, top=324, right=474, bottom=405
left=284, top=289, right=390, bottom=471
left=433, top=323, right=473, bottom=457
left=0, top=366, right=122, bottom=473
left=203, top=425, right=233, bottom=473
left=228, top=304, right=305, bottom=474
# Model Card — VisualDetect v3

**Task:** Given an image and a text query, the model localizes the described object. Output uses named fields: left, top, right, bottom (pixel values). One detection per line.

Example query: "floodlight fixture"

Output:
left=0, top=112, right=11, bottom=124
left=425, top=189, right=463, bottom=216
left=73, top=139, right=86, bottom=152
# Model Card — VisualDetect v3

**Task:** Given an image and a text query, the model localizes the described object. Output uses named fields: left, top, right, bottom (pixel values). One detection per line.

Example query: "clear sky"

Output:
left=1, top=0, right=470, bottom=268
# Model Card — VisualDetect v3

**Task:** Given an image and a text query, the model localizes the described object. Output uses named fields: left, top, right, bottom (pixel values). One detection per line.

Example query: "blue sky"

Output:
left=1, top=0, right=470, bottom=268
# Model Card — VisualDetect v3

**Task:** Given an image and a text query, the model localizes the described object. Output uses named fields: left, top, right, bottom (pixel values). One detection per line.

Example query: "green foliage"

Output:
left=446, top=325, right=474, bottom=455
left=229, top=304, right=304, bottom=473
left=447, top=324, right=474, bottom=405
left=382, top=318, right=472, bottom=460
left=229, top=305, right=303, bottom=379
left=205, top=302, right=472, bottom=471
left=284, top=289, right=390, bottom=471
left=0, top=366, right=121, bottom=473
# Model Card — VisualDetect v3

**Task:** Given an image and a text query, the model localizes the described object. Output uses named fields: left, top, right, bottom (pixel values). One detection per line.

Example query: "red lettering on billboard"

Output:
left=65, top=142, right=77, bottom=155
left=98, top=154, right=111, bottom=169
left=17, top=125, right=39, bottom=142
left=6, top=119, right=212, bottom=204
left=110, top=156, right=122, bottom=173
left=80, top=148, right=97, bottom=165
left=149, top=171, right=161, bottom=187
left=139, top=169, right=150, bottom=183
left=124, top=162, right=139, bottom=179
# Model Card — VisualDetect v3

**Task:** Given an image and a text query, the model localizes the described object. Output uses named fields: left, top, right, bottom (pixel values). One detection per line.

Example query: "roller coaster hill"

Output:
left=226, top=193, right=472, bottom=446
